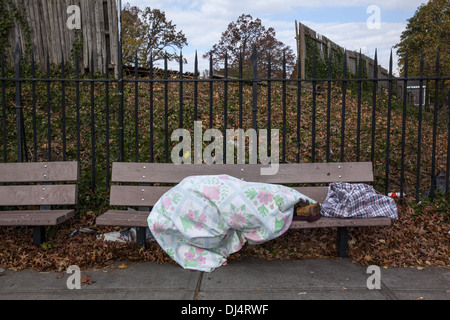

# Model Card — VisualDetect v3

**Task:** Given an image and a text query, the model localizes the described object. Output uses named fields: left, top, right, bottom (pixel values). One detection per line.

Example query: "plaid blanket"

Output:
left=320, top=182, right=398, bottom=220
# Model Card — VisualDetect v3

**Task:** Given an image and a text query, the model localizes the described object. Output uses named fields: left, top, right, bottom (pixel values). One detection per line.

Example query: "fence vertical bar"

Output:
left=326, top=49, right=331, bottom=163
left=76, top=53, right=81, bottom=163
left=179, top=51, right=184, bottom=162
left=251, top=46, right=258, bottom=132
left=117, top=0, right=124, bottom=162
left=282, top=51, right=287, bottom=163
left=90, top=51, right=96, bottom=190
left=1, top=52, right=6, bottom=163
left=415, top=51, right=424, bottom=203
left=446, top=90, right=450, bottom=199
left=370, top=50, right=378, bottom=168
left=32, top=51, right=37, bottom=162
left=400, top=53, right=408, bottom=200
left=164, top=54, right=169, bottom=163
left=296, top=53, right=301, bottom=163
left=430, top=48, right=440, bottom=199
left=21, top=105, right=28, bottom=162
left=356, top=50, right=362, bottom=162
left=46, top=52, right=52, bottom=162
left=268, top=52, right=272, bottom=156
left=134, top=52, right=139, bottom=162
left=194, top=51, right=198, bottom=121
left=149, top=53, right=154, bottom=162
left=384, top=50, right=393, bottom=196
left=239, top=52, right=243, bottom=129
left=223, top=52, right=228, bottom=162
left=311, top=50, right=317, bottom=163
left=340, top=50, right=347, bottom=162
left=105, top=54, right=111, bottom=189
left=179, top=50, right=184, bottom=129
left=209, top=53, right=213, bottom=129
left=61, top=52, right=67, bottom=161
left=14, top=44, right=23, bottom=163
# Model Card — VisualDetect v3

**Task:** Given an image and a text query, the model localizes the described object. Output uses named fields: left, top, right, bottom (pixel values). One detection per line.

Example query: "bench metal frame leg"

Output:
left=136, top=193, right=150, bottom=248
left=33, top=226, right=46, bottom=246
left=34, top=202, right=51, bottom=247
left=136, top=227, right=147, bottom=248
left=337, top=227, right=348, bottom=258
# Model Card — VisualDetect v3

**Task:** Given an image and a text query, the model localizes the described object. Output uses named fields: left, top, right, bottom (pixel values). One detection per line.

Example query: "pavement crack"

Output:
left=381, top=281, right=399, bottom=300
left=193, top=272, right=204, bottom=300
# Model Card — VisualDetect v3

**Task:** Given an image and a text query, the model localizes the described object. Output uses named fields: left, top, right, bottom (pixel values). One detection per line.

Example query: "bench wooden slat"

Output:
left=0, top=185, right=78, bottom=206
left=109, top=186, right=330, bottom=207
left=111, top=162, right=374, bottom=184
left=290, top=217, right=392, bottom=229
left=291, top=187, right=329, bottom=204
left=96, top=211, right=391, bottom=229
left=96, top=210, right=149, bottom=227
left=0, top=210, right=75, bottom=226
left=109, top=186, right=172, bottom=207
left=0, top=161, right=79, bottom=183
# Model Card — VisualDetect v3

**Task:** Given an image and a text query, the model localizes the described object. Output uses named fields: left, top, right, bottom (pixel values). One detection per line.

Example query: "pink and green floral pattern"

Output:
left=148, top=175, right=316, bottom=272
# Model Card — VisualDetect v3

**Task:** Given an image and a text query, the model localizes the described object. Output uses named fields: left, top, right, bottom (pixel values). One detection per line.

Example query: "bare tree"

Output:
left=122, top=3, right=188, bottom=68
left=204, top=14, right=296, bottom=78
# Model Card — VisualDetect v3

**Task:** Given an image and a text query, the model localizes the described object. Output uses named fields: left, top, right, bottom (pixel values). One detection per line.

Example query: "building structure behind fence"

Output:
left=295, top=21, right=405, bottom=99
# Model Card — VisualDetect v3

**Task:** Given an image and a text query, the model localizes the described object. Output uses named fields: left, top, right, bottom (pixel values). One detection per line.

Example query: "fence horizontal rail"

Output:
left=1, top=76, right=449, bottom=83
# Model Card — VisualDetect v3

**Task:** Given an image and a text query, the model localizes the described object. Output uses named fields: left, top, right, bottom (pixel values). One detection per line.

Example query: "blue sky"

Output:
left=124, top=0, right=427, bottom=75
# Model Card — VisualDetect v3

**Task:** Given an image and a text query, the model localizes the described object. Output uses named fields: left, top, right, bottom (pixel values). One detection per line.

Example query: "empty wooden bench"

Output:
left=96, top=162, right=392, bottom=257
left=0, top=161, right=79, bottom=246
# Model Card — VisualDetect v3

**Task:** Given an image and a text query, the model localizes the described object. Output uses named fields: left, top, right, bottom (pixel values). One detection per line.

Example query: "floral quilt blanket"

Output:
left=147, top=174, right=315, bottom=272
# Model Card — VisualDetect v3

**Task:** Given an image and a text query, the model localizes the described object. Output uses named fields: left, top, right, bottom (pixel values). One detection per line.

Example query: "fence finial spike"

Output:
left=389, top=49, right=393, bottom=73
left=14, top=43, right=22, bottom=63
left=251, top=44, right=258, bottom=62
left=148, top=50, right=153, bottom=68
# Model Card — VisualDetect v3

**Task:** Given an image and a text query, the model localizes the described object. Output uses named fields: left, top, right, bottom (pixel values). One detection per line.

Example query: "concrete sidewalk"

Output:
left=0, top=258, right=448, bottom=300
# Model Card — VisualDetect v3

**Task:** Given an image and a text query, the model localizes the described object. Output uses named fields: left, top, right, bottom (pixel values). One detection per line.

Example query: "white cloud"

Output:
left=126, top=0, right=426, bottom=13
left=121, top=0, right=419, bottom=73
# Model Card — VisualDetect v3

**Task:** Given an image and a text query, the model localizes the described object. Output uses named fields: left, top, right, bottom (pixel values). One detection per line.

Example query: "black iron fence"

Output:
left=1, top=44, right=449, bottom=204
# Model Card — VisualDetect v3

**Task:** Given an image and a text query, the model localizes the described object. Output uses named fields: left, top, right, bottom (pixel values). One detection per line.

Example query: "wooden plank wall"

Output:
left=294, top=20, right=404, bottom=97
left=6, top=0, right=118, bottom=76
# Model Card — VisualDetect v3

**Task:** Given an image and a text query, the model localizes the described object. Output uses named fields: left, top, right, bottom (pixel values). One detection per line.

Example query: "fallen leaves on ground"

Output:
left=0, top=199, right=448, bottom=272
left=81, top=275, right=95, bottom=285
left=235, top=200, right=449, bottom=269
left=0, top=220, right=177, bottom=272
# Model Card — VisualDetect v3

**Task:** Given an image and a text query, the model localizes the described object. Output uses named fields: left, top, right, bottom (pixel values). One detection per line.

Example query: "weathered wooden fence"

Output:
left=5, top=0, right=119, bottom=75
left=295, top=21, right=404, bottom=97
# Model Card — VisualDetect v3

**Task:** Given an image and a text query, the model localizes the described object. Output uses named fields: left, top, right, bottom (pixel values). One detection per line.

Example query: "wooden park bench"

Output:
left=0, top=161, right=79, bottom=246
left=96, top=162, right=392, bottom=258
